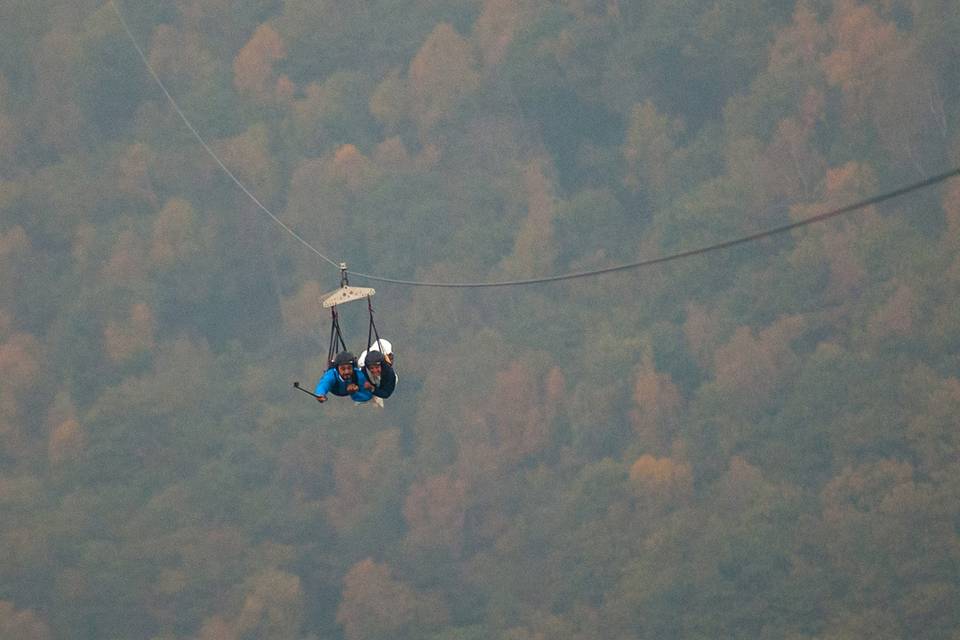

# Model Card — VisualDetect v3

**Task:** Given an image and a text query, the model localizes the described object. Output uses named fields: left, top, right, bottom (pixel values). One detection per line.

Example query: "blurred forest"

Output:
left=1, top=0, right=959, bottom=638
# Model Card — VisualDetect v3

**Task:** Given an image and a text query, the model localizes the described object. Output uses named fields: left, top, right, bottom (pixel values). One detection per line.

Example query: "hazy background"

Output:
left=1, top=0, right=959, bottom=638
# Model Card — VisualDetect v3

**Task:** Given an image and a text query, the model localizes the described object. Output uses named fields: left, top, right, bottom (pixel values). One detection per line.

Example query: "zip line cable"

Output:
left=110, top=1, right=960, bottom=290
left=108, top=0, right=339, bottom=269
left=349, top=166, right=960, bottom=287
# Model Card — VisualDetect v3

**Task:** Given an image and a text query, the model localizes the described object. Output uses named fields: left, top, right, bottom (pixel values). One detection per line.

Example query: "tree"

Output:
left=709, top=314, right=806, bottom=413
left=865, top=281, right=917, bottom=341
left=369, top=68, right=412, bottom=134
left=760, top=91, right=827, bottom=202
left=629, top=352, right=684, bottom=454
left=408, top=23, right=481, bottom=137
left=231, top=569, right=305, bottom=640
left=498, top=159, right=560, bottom=279
left=403, top=472, right=468, bottom=556
left=46, top=391, right=85, bottom=466
left=214, top=124, right=281, bottom=201
left=150, top=197, right=203, bottom=270
left=623, top=100, right=686, bottom=203
left=906, top=369, right=960, bottom=481
left=329, top=144, right=376, bottom=193
left=103, top=302, right=156, bottom=365
left=787, top=162, right=879, bottom=304
left=473, top=0, right=537, bottom=67
left=336, top=558, right=448, bottom=640
left=232, top=24, right=291, bottom=105
left=323, top=430, right=405, bottom=536
left=458, top=357, right=563, bottom=472
left=147, top=24, right=218, bottom=100
left=628, top=454, right=693, bottom=509
left=291, top=72, right=378, bottom=152
left=0, top=601, right=50, bottom=640
left=0, top=226, right=30, bottom=310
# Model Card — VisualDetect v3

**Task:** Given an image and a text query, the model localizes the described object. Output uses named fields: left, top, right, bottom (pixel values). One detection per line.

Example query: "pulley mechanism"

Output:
left=321, top=263, right=375, bottom=308
left=320, top=264, right=380, bottom=367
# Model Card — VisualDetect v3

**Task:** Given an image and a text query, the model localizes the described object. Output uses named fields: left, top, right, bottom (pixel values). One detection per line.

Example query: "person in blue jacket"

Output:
left=314, top=351, right=373, bottom=403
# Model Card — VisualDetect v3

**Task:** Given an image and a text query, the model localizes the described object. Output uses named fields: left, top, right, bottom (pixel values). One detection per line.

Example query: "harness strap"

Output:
left=366, top=296, right=382, bottom=353
left=327, top=307, right=348, bottom=365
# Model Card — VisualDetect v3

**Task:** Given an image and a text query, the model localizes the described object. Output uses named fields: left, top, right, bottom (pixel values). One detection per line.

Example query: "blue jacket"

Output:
left=314, top=367, right=373, bottom=402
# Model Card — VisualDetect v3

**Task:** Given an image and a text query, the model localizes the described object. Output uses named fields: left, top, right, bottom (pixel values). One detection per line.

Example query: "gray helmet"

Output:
left=333, top=351, right=355, bottom=367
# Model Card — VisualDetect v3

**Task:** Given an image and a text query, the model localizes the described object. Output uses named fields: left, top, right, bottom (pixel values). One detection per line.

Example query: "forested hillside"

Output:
left=1, top=0, right=959, bottom=638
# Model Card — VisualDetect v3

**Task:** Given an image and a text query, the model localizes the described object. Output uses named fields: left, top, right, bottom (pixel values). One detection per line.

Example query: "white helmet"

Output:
left=368, top=338, right=392, bottom=354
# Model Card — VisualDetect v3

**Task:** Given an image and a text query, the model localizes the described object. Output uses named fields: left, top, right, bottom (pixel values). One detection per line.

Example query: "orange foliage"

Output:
left=336, top=558, right=448, bottom=640
left=102, top=230, right=149, bottom=286
left=762, top=102, right=826, bottom=201
left=0, top=332, right=43, bottom=396
left=104, top=303, right=156, bottom=364
left=403, top=473, right=468, bottom=555
left=48, top=418, right=85, bottom=465
left=324, top=431, right=403, bottom=533
left=0, top=225, right=29, bottom=258
left=789, top=162, right=878, bottom=300
left=821, top=459, right=913, bottom=520
left=215, top=125, right=278, bottom=198
left=232, top=570, right=305, bottom=639
left=373, top=136, right=413, bottom=170
left=330, top=144, right=375, bottom=192
left=867, top=282, right=917, bottom=340
left=474, top=0, right=536, bottom=66
left=821, top=0, right=901, bottom=113
left=196, top=616, right=235, bottom=640
left=629, top=454, right=693, bottom=505
left=500, top=159, right=559, bottom=279
left=150, top=198, right=200, bottom=269
left=907, top=374, right=960, bottom=479
left=0, top=601, right=51, bottom=640
left=820, top=0, right=940, bottom=171
left=408, top=23, right=481, bottom=135
left=767, top=1, right=828, bottom=74
left=462, top=359, right=562, bottom=470
left=623, top=100, right=685, bottom=195
left=720, top=456, right=766, bottom=501
left=110, top=143, right=158, bottom=208
left=712, top=315, right=805, bottom=405
left=629, top=354, right=683, bottom=452
left=233, top=24, right=291, bottom=104
left=369, top=69, right=411, bottom=132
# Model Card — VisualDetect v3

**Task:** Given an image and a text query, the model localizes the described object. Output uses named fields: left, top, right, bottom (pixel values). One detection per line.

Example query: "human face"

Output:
left=337, top=362, right=353, bottom=379
left=367, top=362, right=382, bottom=375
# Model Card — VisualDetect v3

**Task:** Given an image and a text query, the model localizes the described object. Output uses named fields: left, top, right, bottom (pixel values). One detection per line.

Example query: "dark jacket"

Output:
left=366, top=362, right=397, bottom=399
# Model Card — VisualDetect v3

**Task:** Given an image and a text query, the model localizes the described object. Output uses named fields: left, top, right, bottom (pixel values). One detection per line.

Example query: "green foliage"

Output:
left=3, top=1, right=960, bottom=639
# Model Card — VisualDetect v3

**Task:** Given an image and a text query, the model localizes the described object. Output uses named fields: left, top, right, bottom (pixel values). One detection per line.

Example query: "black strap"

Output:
left=366, top=296, right=381, bottom=353
left=327, top=307, right=348, bottom=365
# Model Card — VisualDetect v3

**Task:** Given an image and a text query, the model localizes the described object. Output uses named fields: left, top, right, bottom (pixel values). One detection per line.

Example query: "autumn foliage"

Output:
left=1, top=1, right=959, bottom=639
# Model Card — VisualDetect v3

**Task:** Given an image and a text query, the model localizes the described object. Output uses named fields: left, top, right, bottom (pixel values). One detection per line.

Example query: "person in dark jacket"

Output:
left=314, top=351, right=373, bottom=403
left=361, top=350, right=397, bottom=399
